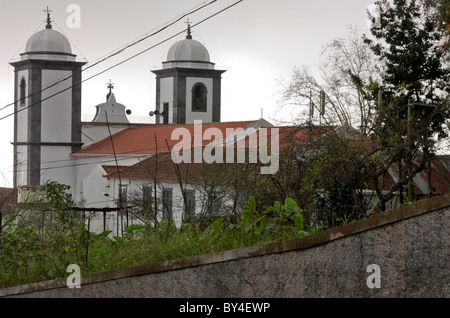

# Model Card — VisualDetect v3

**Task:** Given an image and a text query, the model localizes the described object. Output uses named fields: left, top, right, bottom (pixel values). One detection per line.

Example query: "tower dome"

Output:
left=163, top=25, right=214, bottom=70
left=166, top=38, right=211, bottom=63
left=20, top=11, right=76, bottom=61
left=24, top=29, right=73, bottom=55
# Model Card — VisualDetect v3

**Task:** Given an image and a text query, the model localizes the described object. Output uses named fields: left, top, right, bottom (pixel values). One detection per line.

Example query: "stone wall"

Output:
left=1, top=193, right=449, bottom=298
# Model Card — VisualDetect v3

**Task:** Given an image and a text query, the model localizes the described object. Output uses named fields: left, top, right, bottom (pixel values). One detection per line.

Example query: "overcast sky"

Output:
left=0, top=0, right=379, bottom=187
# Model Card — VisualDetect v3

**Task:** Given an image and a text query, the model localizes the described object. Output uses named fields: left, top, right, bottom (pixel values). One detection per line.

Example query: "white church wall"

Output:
left=81, top=164, right=115, bottom=209
left=40, top=145, right=75, bottom=190
left=15, top=145, right=28, bottom=187
left=185, top=77, right=213, bottom=124
left=41, top=70, right=73, bottom=143
left=80, top=165, right=129, bottom=237
left=81, top=123, right=133, bottom=147
left=73, top=155, right=148, bottom=205
left=159, top=77, right=173, bottom=123
left=110, top=178, right=187, bottom=228
left=106, top=177, right=236, bottom=230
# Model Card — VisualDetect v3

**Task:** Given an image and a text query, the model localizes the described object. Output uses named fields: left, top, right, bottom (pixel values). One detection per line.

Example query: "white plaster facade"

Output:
left=104, top=177, right=236, bottom=231
left=80, top=166, right=232, bottom=235
left=40, top=70, right=73, bottom=143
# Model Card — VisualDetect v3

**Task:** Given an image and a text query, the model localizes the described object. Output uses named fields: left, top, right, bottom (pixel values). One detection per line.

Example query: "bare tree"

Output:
left=277, top=26, right=380, bottom=135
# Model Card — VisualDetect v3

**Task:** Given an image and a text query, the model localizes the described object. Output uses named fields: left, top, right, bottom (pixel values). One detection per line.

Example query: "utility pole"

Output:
left=320, top=90, right=326, bottom=126
left=407, top=99, right=412, bottom=202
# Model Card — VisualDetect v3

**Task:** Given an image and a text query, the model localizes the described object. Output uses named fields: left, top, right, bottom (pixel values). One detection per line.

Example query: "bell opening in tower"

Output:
left=192, top=82, right=207, bottom=112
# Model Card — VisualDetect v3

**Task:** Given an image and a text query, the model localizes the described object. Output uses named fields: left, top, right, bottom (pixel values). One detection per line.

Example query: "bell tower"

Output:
left=10, top=9, right=86, bottom=188
left=151, top=23, right=225, bottom=124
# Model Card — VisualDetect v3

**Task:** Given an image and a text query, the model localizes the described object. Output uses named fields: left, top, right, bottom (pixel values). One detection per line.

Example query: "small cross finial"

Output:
left=106, top=79, right=114, bottom=101
left=43, top=6, right=53, bottom=29
left=185, top=18, right=192, bottom=39
left=107, top=79, right=114, bottom=93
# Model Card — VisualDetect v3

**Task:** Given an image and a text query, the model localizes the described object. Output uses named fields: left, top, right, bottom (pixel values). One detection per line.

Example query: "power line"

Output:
left=12, top=137, right=175, bottom=172
left=11, top=153, right=153, bottom=175
left=0, top=0, right=222, bottom=115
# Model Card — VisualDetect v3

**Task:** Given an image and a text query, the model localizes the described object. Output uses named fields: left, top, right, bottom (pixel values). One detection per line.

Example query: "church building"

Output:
left=9, top=11, right=261, bottom=209
left=8, top=11, right=450, bottom=237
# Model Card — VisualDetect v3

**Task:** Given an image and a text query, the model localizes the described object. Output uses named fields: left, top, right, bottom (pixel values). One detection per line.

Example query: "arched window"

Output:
left=191, top=82, right=207, bottom=112
left=19, top=77, right=26, bottom=106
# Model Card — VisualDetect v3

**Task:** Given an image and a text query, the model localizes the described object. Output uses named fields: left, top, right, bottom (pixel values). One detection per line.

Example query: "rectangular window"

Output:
left=118, top=184, right=128, bottom=206
left=184, top=189, right=195, bottom=219
left=162, top=188, right=173, bottom=219
left=143, top=185, right=152, bottom=203
left=142, top=185, right=152, bottom=211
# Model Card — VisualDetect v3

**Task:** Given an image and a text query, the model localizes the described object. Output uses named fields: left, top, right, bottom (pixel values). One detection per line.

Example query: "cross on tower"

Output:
left=106, top=79, right=114, bottom=101
left=43, top=6, right=53, bottom=29
left=185, top=18, right=192, bottom=39
left=107, top=79, right=114, bottom=94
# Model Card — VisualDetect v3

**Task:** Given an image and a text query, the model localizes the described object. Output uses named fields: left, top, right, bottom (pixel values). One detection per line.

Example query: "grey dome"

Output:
left=24, top=29, right=73, bottom=55
left=166, top=38, right=210, bottom=62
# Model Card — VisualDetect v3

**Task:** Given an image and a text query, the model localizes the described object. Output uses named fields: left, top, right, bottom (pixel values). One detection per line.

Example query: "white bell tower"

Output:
left=10, top=9, right=86, bottom=188
left=151, top=23, right=225, bottom=124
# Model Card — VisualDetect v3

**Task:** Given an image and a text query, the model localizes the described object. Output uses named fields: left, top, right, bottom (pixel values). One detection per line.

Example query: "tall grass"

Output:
left=0, top=196, right=320, bottom=288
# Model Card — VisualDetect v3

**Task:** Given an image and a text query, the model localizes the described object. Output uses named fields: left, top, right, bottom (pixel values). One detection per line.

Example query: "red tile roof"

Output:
left=102, top=125, right=339, bottom=183
left=382, top=156, right=450, bottom=195
left=19, top=185, right=44, bottom=189
left=264, top=125, right=336, bottom=151
left=429, top=156, right=450, bottom=194
left=73, top=121, right=257, bottom=156
left=215, top=125, right=337, bottom=153
left=101, top=165, right=128, bottom=176
left=102, top=124, right=450, bottom=196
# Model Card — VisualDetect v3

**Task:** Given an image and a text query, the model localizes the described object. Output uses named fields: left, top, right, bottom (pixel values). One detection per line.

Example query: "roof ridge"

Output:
left=101, top=164, right=129, bottom=167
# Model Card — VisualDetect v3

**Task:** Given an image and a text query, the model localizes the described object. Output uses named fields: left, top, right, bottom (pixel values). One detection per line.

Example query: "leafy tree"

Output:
left=422, top=0, right=450, bottom=54
left=364, top=0, right=448, bottom=112
left=359, top=0, right=449, bottom=208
